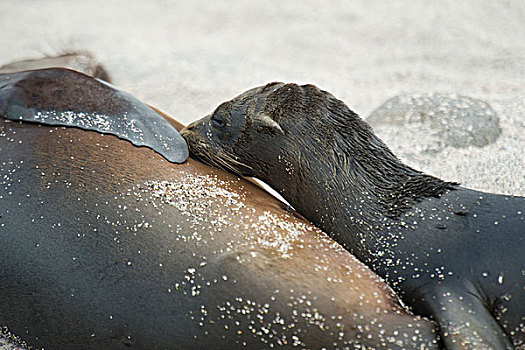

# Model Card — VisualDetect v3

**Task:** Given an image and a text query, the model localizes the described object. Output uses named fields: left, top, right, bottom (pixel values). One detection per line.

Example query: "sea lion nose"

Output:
left=184, top=120, right=198, bottom=131
left=180, top=121, right=198, bottom=139
left=183, top=114, right=214, bottom=134
left=185, top=115, right=210, bottom=131
left=180, top=119, right=203, bottom=140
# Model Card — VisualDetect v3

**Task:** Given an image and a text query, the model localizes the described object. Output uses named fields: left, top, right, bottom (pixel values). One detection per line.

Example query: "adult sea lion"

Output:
left=181, top=82, right=525, bottom=349
left=0, top=66, right=439, bottom=349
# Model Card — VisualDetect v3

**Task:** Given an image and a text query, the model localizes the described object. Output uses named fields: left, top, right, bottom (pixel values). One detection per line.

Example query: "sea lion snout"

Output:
left=180, top=116, right=213, bottom=148
left=183, top=116, right=208, bottom=132
left=181, top=119, right=258, bottom=177
left=179, top=125, right=206, bottom=153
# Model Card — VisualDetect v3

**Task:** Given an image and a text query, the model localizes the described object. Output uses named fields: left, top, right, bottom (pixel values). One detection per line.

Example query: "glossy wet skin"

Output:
left=0, top=69, right=440, bottom=349
left=0, top=68, right=188, bottom=163
left=182, top=83, right=525, bottom=349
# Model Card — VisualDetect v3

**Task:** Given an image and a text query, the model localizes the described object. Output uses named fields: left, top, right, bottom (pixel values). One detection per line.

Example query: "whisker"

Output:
left=182, top=130, right=252, bottom=176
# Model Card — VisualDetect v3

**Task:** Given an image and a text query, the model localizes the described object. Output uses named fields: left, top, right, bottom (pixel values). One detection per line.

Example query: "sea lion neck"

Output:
left=264, top=126, right=450, bottom=255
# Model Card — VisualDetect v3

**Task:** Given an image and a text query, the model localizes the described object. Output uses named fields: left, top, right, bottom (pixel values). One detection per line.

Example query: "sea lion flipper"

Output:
left=0, top=68, right=188, bottom=163
left=423, top=287, right=512, bottom=349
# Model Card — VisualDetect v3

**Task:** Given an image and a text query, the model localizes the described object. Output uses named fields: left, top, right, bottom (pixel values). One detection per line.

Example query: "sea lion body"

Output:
left=0, top=68, right=439, bottom=349
left=182, top=82, right=525, bottom=349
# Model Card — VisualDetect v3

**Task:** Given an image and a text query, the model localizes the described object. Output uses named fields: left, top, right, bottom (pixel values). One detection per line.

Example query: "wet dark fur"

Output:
left=182, top=83, right=525, bottom=349
left=262, top=84, right=455, bottom=217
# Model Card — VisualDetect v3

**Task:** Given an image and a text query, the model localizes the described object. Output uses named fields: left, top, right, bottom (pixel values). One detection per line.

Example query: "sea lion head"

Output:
left=181, top=82, right=369, bottom=177
left=181, top=82, right=296, bottom=177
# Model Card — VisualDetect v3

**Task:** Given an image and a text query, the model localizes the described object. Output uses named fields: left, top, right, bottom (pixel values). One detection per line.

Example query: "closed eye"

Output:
left=211, top=116, right=226, bottom=128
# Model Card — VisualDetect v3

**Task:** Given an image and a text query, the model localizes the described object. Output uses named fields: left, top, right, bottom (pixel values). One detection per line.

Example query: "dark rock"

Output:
left=367, top=93, right=501, bottom=149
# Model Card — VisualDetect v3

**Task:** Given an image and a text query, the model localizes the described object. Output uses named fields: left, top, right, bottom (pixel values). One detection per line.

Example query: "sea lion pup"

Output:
left=181, top=82, right=525, bottom=350
left=0, top=64, right=439, bottom=349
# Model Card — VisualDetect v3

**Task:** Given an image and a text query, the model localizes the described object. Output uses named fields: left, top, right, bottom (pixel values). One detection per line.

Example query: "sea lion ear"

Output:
left=0, top=68, right=188, bottom=163
left=256, top=114, right=284, bottom=135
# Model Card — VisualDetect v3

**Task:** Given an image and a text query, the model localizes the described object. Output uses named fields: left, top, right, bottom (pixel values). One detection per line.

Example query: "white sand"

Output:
left=1, top=1, right=523, bottom=348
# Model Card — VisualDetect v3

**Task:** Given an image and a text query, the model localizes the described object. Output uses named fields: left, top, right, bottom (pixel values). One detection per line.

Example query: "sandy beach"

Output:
left=1, top=1, right=524, bottom=348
